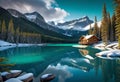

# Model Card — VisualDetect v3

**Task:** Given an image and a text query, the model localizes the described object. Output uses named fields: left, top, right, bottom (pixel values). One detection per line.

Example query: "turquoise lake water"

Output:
left=0, top=44, right=120, bottom=82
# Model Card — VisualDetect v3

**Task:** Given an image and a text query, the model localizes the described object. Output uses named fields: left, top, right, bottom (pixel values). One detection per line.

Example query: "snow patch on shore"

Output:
left=0, top=40, right=45, bottom=51
left=93, top=41, right=119, bottom=50
left=96, top=50, right=120, bottom=59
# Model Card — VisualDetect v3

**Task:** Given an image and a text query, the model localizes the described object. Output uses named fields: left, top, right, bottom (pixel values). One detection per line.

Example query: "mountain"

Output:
left=24, top=11, right=68, bottom=34
left=83, top=21, right=101, bottom=31
left=0, top=7, right=74, bottom=43
left=7, top=8, right=77, bottom=37
left=7, top=9, right=26, bottom=19
left=4, top=8, right=94, bottom=41
left=57, top=16, right=93, bottom=31
left=25, top=12, right=45, bottom=23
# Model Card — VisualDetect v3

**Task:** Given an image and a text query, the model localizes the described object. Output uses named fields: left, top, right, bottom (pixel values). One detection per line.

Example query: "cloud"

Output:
left=0, top=0, right=69, bottom=23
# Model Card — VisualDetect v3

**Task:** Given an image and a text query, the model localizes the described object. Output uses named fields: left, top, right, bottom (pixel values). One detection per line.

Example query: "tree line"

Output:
left=0, top=19, right=41, bottom=44
left=88, top=0, right=120, bottom=48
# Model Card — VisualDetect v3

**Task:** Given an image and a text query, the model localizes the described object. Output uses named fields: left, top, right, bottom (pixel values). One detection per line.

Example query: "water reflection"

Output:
left=0, top=45, right=120, bottom=82
left=115, top=59, right=120, bottom=82
left=79, top=48, right=120, bottom=82
left=41, top=63, right=73, bottom=82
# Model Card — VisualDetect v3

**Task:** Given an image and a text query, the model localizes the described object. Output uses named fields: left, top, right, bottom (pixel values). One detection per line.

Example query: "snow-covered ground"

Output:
left=93, top=41, right=119, bottom=50
left=96, top=50, right=120, bottom=59
left=0, top=40, right=45, bottom=51
left=94, top=41, right=120, bottom=59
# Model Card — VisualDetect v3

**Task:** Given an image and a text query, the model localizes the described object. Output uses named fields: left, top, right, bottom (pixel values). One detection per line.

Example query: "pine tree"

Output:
left=93, top=16, right=99, bottom=37
left=111, top=14, right=116, bottom=41
left=107, top=12, right=112, bottom=41
left=7, top=19, right=15, bottom=43
left=114, top=0, right=120, bottom=48
left=89, top=24, right=92, bottom=35
left=101, top=3, right=108, bottom=46
left=15, top=27, right=20, bottom=45
left=1, top=20, right=7, bottom=40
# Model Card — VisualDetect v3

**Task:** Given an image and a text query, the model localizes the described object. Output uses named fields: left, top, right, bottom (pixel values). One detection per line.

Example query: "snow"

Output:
left=0, top=40, right=15, bottom=47
left=25, top=15, right=36, bottom=20
left=63, top=33, right=72, bottom=37
left=58, top=21, right=101, bottom=31
left=17, top=73, right=33, bottom=80
left=1, top=70, right=22, bottom=76
left=96, top=50, right=120, bottom=59
left=78, top=18, right=87, bottom=22
left=0, top=40, right=45, bottom=51
left=94, top=41, right=119, bottom=50
left=83, top=35, right=93, bottom=39
left=82, top=21, right=101, bottom=31
left=5, top=78, right=22, bottom=82
left=84, top=55, right=94, bottom=60
left=41, top=74, right=53, bottom=79
left=12, top=14, right=19, bottom=18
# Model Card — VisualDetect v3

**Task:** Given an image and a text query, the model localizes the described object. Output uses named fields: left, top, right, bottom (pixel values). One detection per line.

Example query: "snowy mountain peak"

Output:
left=7, top=9, right=26, bottom=18
left=57, top=16, right=93, bottom=31
left=25, top=12, right=45, bottom=22
left=82, top=16, right=89, bottom=19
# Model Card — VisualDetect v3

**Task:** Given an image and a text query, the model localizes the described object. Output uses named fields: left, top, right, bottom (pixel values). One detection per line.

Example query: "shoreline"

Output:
left=0, top=40, right=46, bottom=51
left=93, top=41, right=119, bottom=50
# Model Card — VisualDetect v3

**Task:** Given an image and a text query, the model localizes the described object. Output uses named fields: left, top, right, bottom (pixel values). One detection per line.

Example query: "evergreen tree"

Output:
left=107, top=12, right=112, bottom=41
left=111, top=14, right=116, bottom=41
left=101, top=3, right=108, bottom=46
left=7, top=19, right=15, bottom=43
left=93, top=16, right=99, bottom=37
left=15, top=27, right=20, bottom=45
left=114, top=0, right=120, bottom=48
left=89, top=24, right=92, bottom=35
left=1, top=20, right=7, bottom=40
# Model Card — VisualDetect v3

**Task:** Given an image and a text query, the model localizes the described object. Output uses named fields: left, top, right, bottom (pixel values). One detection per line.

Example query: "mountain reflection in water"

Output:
left=0, top=44, right=120, bottom=82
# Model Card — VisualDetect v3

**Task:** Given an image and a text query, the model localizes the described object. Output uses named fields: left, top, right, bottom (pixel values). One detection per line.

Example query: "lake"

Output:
left=0, top=44, right=120, bottom=82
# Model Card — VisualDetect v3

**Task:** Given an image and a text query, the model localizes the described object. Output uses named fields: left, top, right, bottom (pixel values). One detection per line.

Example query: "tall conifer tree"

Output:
left=101, top=3, right=108, bottom=46
left=89, top=24, right=92, bottom=35
left=93, top=16, right=99, bottom=37
left=7, top=19, right=15, bottom=43
left=1, top=20, right=7, bottom=40
left=111, top=14, right=116, bottom=41
left=114, top=0, right=120, bottom=48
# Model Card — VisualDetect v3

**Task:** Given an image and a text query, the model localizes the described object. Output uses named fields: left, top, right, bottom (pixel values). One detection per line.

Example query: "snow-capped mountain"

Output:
left=7, top=9, right=26, bottom=18
left=25, top=12, right=45, bottom=22
left=25, top=12, right=66, bottom=33
left=24, top=12, right=50, bottom=29
left=83, top=21, right=101, bottom=31
left=57, top=16, right=93, bottom=31
left=6, top=8, right=95, bottom=37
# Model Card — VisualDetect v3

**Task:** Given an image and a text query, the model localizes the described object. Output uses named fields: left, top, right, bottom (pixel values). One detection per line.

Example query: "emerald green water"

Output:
left=0, top=44, right=120, bottom=82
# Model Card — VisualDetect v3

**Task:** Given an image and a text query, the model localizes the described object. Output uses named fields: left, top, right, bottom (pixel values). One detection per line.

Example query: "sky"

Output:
left=0, top=0, right=114, bottom=23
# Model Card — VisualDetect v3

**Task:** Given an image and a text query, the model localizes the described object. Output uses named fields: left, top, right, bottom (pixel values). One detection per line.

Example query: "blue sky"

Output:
left=56, top=0, right=114, bottom=21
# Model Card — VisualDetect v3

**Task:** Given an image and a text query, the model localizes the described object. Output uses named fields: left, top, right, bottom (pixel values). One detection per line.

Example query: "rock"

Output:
left=5, top=78, right=22, bottom=82
left=17, top=73, right=33, bottom=82
left=40, top=74, right=55, bottom=82
left=1, top=70, right=22, bottom=81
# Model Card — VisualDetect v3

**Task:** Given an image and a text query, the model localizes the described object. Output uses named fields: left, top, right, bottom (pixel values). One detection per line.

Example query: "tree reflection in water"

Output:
left=0, top=57, right=14, bottom=72
left=79, top=47, right=120, bottom=82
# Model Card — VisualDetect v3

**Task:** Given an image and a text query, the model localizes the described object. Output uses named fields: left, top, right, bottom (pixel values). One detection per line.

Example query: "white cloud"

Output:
left=0, top=0, right=69, bottom=23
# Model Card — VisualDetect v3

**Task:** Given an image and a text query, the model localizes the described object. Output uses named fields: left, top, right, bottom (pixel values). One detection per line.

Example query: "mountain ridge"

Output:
left=0, top=7, right=74, bottom=43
